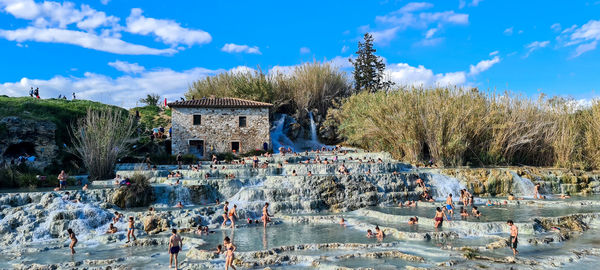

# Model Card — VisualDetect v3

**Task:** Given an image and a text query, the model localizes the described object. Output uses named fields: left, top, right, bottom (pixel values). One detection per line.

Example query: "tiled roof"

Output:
left=167, top=97, right=272, bottom=108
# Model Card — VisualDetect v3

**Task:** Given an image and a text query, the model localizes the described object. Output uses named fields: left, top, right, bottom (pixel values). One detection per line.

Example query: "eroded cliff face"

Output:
left=0, top=116, right=58, bottom=169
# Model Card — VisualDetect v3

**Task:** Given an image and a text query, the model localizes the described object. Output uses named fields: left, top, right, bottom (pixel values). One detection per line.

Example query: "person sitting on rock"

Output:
left=307, top=171, right=312, bottom=177
left=175, top=201, right=184, bottom=208
left=114, top=174, right=122, bottom=186
left=291, top=170, right=297, bottom=176
left=416, top=178, right=426, bottom=189
left=460, top=207, right=469, bottom=218
left=113, top=211, right=123, bottom=223
left=421, top=191, right=434, bottom=202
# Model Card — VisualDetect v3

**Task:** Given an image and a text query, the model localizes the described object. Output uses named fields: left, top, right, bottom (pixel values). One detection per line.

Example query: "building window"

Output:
left=231, top=141, right=240, bottom=153
left=193, top=115, right=201, bottom=125
left=239, top=116, right=247, bottom=127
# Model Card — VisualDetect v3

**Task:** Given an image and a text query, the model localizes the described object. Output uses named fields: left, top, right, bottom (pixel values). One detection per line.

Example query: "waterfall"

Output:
left=153, top=185, right=193, bottom=206
left=270, top=114, right=296, bottom=153
left=427, top=173, right=466, bottom=201
left=308, top=111, right=318, bottom=142
left=510, top=172, right=535, bottom=198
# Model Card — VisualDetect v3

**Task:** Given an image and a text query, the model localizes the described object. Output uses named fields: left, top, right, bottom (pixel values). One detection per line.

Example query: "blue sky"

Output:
left=0, top=0, right=599, bottom=107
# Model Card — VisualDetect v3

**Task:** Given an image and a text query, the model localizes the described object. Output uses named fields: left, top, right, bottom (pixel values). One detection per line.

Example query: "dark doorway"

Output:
left=3, top=142, right=36, bottom=157
left=189, top=140, right=204, bottom=157
left=231, top=141, right=240, bottom=153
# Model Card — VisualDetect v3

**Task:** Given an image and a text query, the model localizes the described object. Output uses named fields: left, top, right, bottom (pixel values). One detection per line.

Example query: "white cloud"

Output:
left=229, top=65, right=255, bottom=74
left=469, top=56, right=500, bottom=75
left=524, top=40, right=550, bottom=57
left=557, top=20, right=600, bottom=57
left=397, top=2, right=433, bottom=13
left=108, top=60, right=145, bottom=74
left=470, top=0, right=483, bottom=7
left=459, top=0, right=466, bottom=9
left=551, top=23, right=561, bottom=32
left=503, top=27, right=513, bottom=36
left=489, top=50, right=499, bottom=56
left=341, top=45, right=349, bottom=53
left=373, top=5, right=468, bottom=45
left=572, top=41, right=597, bottom=58
left=0, top=65, right=219, bottom=108
left=1, top=0, right=39, bottom=19
left=371, top=27, right=400, bottom=45
left=327, top=55, right=354, bottom=69
left=126, top=8, right=211, bottom=47
left=0, top=26, right=176, bottom=55
left=268, top=65, right=296, bottom=76
left=419, top=11, right=468, bottom=25
left=0, top=1, right=208, bottom=54
left=300, top=47, right=311, bottom=54
left=386, top=63, right=466, bottom=87
left=425, top=28, right=437, bottom=38
left=100, top=0, right=110, bottom=5
left=0, top=0, right=119, bottom=30
left=221, top=43, right=261, bottom=54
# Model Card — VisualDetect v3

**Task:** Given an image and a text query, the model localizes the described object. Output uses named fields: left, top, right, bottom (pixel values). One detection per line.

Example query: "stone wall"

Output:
left=171, top=107, right=270, bottom=156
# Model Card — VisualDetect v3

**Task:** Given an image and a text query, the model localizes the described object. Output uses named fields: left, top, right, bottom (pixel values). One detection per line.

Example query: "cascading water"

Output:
left=510, top=172, right=535, bottom=198
left=426, top=173, right=467, bottom=201
left=153, top=185, right=192, bottom=206
left=270, top=114, right=296, bottom=153
left=308, top=111, right=318, bottom=142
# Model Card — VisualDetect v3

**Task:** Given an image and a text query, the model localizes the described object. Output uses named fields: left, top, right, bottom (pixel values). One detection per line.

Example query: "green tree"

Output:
left=349, top=33, right=392, bottom=92
left=139, top=93, right=161, bottom=107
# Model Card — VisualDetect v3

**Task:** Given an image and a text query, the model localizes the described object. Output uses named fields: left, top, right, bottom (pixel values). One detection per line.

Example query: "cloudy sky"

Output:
left=0, top=0, right=599, bottom=107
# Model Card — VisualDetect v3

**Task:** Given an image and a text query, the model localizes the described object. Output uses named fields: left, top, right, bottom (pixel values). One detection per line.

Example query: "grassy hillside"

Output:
left=130, top=105, right=171, bottom=131
left=0, top=96, right=127, bottom=145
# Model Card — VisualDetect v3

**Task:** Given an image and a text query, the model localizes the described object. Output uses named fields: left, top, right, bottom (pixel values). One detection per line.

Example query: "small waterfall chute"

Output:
left=510, top=172, right=535, bottom=198
left=427, top=173, right=467, bottom=201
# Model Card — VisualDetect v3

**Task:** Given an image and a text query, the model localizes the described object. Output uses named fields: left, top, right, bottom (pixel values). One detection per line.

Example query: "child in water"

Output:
left=366, top=229, right=374, bottom=238
left=126, top=216, right=136, bottom=243
left=67, top=228, right=77, bottom=254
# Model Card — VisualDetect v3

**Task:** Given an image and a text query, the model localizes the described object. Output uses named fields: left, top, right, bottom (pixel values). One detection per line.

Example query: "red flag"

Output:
left=164, top=98, right=167, bottom=106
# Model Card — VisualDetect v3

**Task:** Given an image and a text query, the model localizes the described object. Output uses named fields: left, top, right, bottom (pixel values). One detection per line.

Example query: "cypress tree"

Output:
left=349, top=33, right=392, bottom=92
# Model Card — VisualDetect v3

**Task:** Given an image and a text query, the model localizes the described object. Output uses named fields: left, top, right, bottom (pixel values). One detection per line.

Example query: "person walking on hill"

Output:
left=29, top=87, right=34, bottom=97
left=34, top=87, right=40, bottom=99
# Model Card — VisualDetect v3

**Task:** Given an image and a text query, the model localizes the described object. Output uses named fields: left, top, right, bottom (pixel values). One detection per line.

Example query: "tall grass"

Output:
left=584, top=101, right=600, bottom=169
left=336, top=87, right=595, bottom=169
left=186, top=62, right=349, bottom=119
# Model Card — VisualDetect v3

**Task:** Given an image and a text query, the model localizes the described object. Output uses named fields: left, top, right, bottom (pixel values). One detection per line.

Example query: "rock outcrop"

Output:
left=0, top=116, right=58, bottom=169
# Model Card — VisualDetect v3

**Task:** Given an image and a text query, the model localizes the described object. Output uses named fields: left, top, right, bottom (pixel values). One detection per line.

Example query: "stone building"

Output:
left=168, top=97, right=272, bottom=156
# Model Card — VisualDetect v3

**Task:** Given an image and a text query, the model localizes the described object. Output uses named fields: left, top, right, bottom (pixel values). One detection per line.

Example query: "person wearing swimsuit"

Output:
left=67, top=228, right=77, bottom=255
left=169, top=229, right=183, bottom=269
left=445, top=194, right=454, bottom=216
left=434, top=207, right=448, bottom=228
left=228, top=205, right=238, bottom=229
left=221, top=201, right=230, bottom=227
left=224, top=236, right=237, bottom=270
left=262, top=202, right=272, bottom=227
left=507, top=220, right=519, bottom=256
left=126, top=216, right=136, bottom=243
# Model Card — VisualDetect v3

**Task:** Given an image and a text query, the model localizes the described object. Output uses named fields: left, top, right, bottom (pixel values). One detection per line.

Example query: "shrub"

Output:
left=112, top=173, right=154, bottom=208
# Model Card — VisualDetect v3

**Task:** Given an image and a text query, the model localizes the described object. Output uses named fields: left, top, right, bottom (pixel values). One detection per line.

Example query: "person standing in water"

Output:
left=176, top=152, right=182, bottom=169
left=445, top=194, right=455, bottom=216
left=507, top=220, right=519, bottom=256
left=228, top=204, right=238, bottom=229
left=67, top=228, right=77, bottom=254
left=262, top=202, right=272, bottom=227
left=168, top=229, right=183, bottom=270
left=533, top=183, right=541, bottom=199
left=126, top=216, right=136, bottom=243
left=433, top=207, right=448, bottom=228
left=58, top=170, right=68, bottom=190
left=221, top=201, right=230, bottom=227
left=224, top=236, right=237, bottom=270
